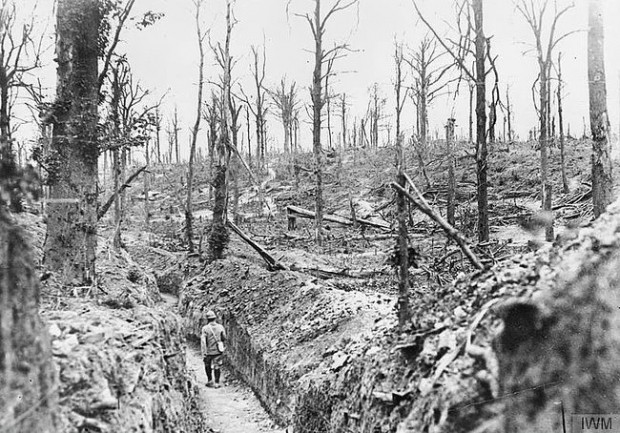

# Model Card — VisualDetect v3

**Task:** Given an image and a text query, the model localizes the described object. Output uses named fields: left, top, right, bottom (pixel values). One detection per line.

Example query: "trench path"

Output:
left=161, top=293, right=285, bottom=433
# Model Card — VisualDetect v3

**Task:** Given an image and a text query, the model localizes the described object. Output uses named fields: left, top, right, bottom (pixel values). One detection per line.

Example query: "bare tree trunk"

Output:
left=394, top=44, right=410, bottom=328
left=102, top=150, right=107, bottom=190
left=44, top=0, right=99, bottom=285
left=557, top=53, right=569, bottom=194
left=155, top=110, right=161, bottom=164
left=112, top=149, right=121, bottom=248
left=589, top=0, right=613, bottom=218
left=109, top=64, right=122, bottom=248
left=420, top=84, right=428, bottom=150
left=468, top=82, right=474, bottom=144
left=446, top=118, right=456, bottom=226
left=186, top=0, right=206, bottom=253
left=474, top=0, right=489, bottom=242
left=341, top=94, right=347, bottom=148
left=144, top=137, right=150, bottom=228
left=117, top=147, right=127, bottom=242
left=326, top=76, right=333, bottom=150
left=506, top=85, right=513, bottom=142
left=246, top=106, right=252, bottom=167
left=231, top=159, right=239, bottom=224
left=311, top=0, right=324, bottom=246
left=540, top=62, right=554, bottom=241
left=174, top=106, right=179, bottom=164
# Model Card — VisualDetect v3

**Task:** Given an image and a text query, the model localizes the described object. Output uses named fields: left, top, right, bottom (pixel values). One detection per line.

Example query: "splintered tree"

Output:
left=240, top=46, right=268, bottom=170
left=517, top=0, right=576, bottom=241
left=203, top=91, right=220, bottom=183
left=366, top=83, right=385, bottom=149
left=270, top=76, right=300, bottom=154
left=337, top=93, right=348, bottom=148
left=588, top=0, right=612, bottom=217
left=556, top=52, right=568, bottom=193
left=297, top=0, right=358, bottom=246
left=44, top=0, right=99, bottom=285
left=394, top=42, right=411, bottom=328
left=506, top=84, right=513, bottom=142
left=446, top=118, right=456, bottom=225
left=0, top=0, right=43, bottom=189
left=414, top=0, right=492, bottom=242
left=102, top=58, right=158, bottom=248
left=186, top=0, right=207, bottom=253
left=406, top=37, right=450, bottom=152
left=208, top=0, right=236, bottom=261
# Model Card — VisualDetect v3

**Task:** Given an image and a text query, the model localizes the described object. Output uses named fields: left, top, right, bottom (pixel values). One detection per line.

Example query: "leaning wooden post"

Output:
left=392, top=173, right=484, bottom=270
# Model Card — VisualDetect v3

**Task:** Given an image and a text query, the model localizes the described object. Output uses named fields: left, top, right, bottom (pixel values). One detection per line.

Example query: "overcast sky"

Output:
left=20, top=0, right=620, bottom=159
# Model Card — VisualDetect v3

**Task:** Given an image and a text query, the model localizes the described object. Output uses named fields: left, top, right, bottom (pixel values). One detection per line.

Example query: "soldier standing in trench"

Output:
left=201, top=310, right=227, bottom=388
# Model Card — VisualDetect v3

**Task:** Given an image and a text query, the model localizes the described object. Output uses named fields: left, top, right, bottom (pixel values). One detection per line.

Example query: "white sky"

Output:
left=18, top=0, right=620, bottom=159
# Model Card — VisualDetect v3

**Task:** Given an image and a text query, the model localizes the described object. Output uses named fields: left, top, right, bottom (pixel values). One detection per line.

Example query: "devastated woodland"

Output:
left=1, top=0, right=619, bottom=432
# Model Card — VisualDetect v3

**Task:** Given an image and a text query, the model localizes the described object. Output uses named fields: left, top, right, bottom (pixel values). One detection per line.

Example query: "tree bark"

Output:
left=44, top=0, right=99, bottom=285
left=312, top=0, right=324, bottom=246
left=112, top=148, right=121, bottom=248
left=394, top=44, right=410, bottom=328
left=589, top=0, right=613, bottom=218
left=144, top=137, right=150, bottom=228
left=187, top=0, right=206, bottom=253
left=341, top=94, right=347, bottom=149
left=208, top=0, right=234, bottom=260
left=557, top=53, right=569, bottom=194
left=473, top=0, right=489, bottom=242
left=174, top=106, right=180, bottom=163
left=506, top=85, right=513, bottom=142
left=446, top=118, right=456, bottom=226
left=468, top=82, right=474, bottom=143
left=540, top=63, right=554, bottom=241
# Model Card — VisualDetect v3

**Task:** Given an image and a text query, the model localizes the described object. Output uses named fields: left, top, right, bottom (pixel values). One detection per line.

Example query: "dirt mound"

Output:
left=43, top=301, right=207, bottom=432
left=488, top=200, right=620, bottom=432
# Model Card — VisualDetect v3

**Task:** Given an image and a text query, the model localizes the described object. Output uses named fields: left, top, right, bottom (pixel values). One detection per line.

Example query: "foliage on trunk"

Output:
left=208, top=0, right=235, bottom=260
left=44, top=0, right=99, bottom=285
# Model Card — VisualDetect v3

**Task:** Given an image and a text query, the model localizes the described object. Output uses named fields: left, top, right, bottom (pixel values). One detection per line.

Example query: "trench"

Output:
left=161, top=293, right=285, bottom=433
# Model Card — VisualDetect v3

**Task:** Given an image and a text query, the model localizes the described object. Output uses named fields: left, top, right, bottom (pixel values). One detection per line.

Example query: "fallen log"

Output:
left=289, top=265, right=387, bottom=280
left=226, top=220, right=287, bottom=271
left=286, top=205, right=391, bottom=231
left=98, top=165, right=147, bottom=221
left=392, top=173, right=483, bottom=270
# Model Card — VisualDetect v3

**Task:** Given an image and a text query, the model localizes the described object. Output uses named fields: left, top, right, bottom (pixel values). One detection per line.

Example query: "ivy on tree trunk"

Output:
left=44, top=0, right=99, bottom=285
